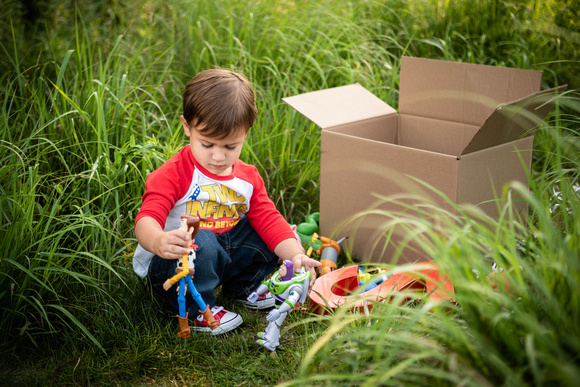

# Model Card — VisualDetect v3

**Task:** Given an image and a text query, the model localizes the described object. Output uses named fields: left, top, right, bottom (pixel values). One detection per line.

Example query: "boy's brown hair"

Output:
left=182, top=69, right=257, bottom=139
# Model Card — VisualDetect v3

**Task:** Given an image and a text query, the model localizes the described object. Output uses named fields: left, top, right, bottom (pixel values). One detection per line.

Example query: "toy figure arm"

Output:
left=247, top=283, right=269, bottom=303
left=163, top=269, right=187, bottom=290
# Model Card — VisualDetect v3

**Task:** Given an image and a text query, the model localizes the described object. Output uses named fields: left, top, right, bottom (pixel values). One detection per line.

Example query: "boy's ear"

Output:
left=180, top=115, right=191, bottom=137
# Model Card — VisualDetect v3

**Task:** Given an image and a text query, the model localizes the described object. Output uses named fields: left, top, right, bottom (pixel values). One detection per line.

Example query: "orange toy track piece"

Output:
left=308, top=261, right=455, bottom=315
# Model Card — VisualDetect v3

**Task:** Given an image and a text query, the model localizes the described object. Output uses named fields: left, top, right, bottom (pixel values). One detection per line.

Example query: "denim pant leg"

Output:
left=146, top=255, right=180, bottom=316
left=218, top=217, right=280, bottom=300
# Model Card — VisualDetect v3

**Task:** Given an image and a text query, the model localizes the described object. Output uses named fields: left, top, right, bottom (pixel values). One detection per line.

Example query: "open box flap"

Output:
left=461, top=85, right=567, bottom=156
left=399, top=57, right=543, bottom=126
left=283, top=84, right=396, bottom=129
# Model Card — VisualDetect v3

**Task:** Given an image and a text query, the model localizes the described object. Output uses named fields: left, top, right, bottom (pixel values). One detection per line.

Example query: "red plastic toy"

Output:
left=308, top=261, right=455, bottom=315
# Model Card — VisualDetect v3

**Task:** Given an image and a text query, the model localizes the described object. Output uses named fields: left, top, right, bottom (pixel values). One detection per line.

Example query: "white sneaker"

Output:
left=241, top=291, right=276, bottom=310
left=190, top=306, right=243, bottom=335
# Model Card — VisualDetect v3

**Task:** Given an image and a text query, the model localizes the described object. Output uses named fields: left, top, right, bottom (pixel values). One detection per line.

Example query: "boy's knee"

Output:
left=193, top=230, right=230, bottom=270
left=194, top=229, right=218, bottom=246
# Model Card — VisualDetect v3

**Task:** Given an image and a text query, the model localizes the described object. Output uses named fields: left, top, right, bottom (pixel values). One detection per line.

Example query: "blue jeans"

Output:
left=146, top=216, right=279, bottom=318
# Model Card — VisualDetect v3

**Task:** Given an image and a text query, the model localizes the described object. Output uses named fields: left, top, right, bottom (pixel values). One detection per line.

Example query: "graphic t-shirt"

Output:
left=132, top=145, right=295, bottom=278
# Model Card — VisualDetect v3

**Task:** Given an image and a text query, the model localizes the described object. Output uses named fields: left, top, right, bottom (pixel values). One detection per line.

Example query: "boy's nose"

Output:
left=212, top=151, right=226, bottom=162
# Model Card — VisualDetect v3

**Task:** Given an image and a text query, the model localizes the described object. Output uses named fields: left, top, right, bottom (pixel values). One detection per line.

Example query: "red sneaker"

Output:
left=190, top=306, right=242, bottom=335
left=241, top=291, right=276, bottom=310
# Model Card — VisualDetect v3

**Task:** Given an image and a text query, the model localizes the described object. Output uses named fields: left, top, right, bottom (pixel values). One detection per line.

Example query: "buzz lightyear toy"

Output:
left=247, top=260, right=311, bottom=351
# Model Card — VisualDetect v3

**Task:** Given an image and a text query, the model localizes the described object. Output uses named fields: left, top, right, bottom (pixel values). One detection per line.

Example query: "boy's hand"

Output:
left=135, top=217, right=191, bottom=259
left=274, top=238, right=321, bottom=286
left=289, top=253, right=321, bottom=272
left=153, top=228, right=191, bottom=259
left=289, top=253, right=321, bottom=287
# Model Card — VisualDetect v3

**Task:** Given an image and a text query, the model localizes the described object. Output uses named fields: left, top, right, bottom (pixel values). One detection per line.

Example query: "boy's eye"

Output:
left=199, top=142, right=238, bottom=150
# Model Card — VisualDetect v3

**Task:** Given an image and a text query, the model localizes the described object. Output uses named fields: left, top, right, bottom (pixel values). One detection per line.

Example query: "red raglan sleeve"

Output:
left=242, top=165, right=297, bottom=252
left=134, top=148, right=191, bottom=229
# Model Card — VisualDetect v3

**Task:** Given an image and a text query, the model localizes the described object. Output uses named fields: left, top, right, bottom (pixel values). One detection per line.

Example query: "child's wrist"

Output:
left=151, top=232, right=165, bottom=258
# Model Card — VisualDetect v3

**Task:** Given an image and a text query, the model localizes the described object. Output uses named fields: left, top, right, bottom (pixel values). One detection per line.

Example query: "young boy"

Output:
left=133, top=69, right=320, bottom=334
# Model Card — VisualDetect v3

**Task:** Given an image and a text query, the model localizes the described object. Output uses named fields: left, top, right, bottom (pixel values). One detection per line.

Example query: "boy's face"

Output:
left=181, top=116, right=246, bottom=176
left=278, top=263, right=287, bottom=278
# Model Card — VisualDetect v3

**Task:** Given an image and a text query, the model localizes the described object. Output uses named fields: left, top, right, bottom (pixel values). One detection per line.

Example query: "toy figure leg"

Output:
left=256, top=311, right=287, bottom=352
left=185, top=276, right=219, bottom=330
left=176, top=276, right=190, bottom=338
left=185, top=276, right=206, bottom=312
left=177, top=277, right=188, bottom=318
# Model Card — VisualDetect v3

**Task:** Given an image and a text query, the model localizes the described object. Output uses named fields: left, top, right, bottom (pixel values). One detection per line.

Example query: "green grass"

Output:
left=1, top=0, right=579, bottom=385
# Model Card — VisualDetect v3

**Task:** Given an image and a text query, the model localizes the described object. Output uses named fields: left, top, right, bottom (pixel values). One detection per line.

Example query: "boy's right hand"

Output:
left=152, top=228, right=192, bottom=259
left=135, top=217, right=191, bottom=259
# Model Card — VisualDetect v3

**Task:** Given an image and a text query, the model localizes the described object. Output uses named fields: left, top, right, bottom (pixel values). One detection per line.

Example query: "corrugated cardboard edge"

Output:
left=282, top=83, right=396, bottom=129
left=461, top=85, right=567, bottom=156
left=399, top=56, right=543, bottom=126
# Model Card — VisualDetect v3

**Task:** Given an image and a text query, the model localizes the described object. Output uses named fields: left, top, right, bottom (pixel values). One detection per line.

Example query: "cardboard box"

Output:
left=284, top=56, right=565, bottom=263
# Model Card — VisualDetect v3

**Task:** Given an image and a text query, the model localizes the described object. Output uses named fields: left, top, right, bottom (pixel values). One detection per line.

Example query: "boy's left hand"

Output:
left=274, top=237, right=321, bottom=286
left=290, top=253, right=320, bottom=287
left=290, top=253, right=321, bottom=271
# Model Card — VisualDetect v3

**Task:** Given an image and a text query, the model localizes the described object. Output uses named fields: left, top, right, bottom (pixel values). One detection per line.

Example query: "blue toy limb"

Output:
left=177, top=274, right=209, bottom=318
left=358, top=268, right=391, bottom=292
left=185, top=274, right=219, bottom=331
left=177, top=277, right=187, bottom=318
left=186, top=275, right=208, bottom=312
